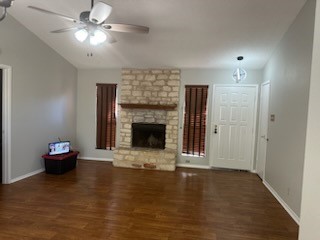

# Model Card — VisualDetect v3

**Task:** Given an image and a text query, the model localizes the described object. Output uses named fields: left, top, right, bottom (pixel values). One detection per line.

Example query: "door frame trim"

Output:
left=210, top=84, right=259, bottom=171
left=0, top=64, right=12, bottom=184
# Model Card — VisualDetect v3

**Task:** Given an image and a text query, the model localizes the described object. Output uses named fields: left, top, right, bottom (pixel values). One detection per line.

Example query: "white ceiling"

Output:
left=9, top=0, right=307, bottom=69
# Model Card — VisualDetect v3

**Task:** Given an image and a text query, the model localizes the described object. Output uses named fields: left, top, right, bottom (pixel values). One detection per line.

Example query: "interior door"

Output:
left=211, top=85, right=257, bottom=170
left=256, top=82, right=270, bottom=179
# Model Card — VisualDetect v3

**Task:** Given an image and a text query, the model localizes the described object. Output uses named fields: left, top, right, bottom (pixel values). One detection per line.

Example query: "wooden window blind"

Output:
left=96, top=84, right=117, bottom=150
left=182, top=85, right=208, bottom=157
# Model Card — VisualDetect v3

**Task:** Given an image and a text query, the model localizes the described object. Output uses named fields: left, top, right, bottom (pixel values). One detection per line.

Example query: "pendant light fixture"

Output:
left=233, top=56, right=247, bottom=83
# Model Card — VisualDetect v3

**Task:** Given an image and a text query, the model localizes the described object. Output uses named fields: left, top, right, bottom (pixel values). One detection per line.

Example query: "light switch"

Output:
left=270, top=114, right=275, bottom=122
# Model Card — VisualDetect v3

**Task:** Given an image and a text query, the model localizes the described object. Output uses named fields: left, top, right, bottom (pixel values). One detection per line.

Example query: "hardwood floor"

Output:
left=0, top=160, right=298, bottom=240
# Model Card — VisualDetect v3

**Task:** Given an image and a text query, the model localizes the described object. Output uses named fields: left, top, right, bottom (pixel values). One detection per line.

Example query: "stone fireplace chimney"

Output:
left=113, top=69, right=180, bottom=171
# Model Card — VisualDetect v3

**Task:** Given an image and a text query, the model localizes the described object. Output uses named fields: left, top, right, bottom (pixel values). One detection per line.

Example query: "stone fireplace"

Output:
left=113, top=69, right=180, bottom=171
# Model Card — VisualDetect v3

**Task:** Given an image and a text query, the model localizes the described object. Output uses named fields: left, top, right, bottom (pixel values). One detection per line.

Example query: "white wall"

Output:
left=0, top=16, right=77, bottom=180
left=178, top=69, right=263, bottom=166
left=299, top=0, right=320, bottom=238
left=263, top=0, right=315, bottom=218
left=77, top=68, right=262, bottom=164
left=76, top=69, right=121, bottom=160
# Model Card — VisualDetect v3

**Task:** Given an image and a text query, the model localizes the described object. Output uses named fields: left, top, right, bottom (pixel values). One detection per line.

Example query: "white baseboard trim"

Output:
left=176, top=163, right=211, bottom=169
left=263, top=180, right=300, bottom=225
left=10, top=168, right=45, bottom=184
left=78, top=157, right=113, bottom=162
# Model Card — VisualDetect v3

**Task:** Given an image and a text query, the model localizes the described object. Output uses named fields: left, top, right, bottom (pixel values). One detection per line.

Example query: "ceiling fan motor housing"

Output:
left=0, top=0, right=14, bottom=8
left=80, top=11, right=90, bottom=22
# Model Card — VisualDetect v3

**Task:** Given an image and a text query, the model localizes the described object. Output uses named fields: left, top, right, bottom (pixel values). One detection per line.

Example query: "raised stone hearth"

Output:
left=113, top=69, right=180, bottom=171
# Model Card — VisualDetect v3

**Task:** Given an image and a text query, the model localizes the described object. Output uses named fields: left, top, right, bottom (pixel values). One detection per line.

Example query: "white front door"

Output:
left=211, top=85, right=257, bottom=170
left=256, top=82, right=270, bottom=179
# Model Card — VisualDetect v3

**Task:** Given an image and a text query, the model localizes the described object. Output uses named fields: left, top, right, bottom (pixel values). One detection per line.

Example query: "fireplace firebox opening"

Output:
left=132, top=123, right=166, bottom=149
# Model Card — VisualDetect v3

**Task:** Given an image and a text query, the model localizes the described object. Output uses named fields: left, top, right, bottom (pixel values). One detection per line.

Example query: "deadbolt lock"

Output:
left=214, top=125, right=218, bottom=134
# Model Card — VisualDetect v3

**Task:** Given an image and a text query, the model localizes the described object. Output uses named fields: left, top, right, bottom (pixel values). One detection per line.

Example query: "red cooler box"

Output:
left=42, top=151, right=79, bottom=174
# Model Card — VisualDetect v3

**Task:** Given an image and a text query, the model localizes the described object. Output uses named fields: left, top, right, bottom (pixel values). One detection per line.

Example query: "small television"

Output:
left=48, top=141, right=70, bottom=155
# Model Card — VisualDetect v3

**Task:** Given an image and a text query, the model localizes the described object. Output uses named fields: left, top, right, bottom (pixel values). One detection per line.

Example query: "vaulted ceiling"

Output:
left=9, top=0, right=307, bottom=69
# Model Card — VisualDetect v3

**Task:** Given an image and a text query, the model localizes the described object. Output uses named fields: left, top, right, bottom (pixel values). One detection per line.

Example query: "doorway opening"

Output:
left=256, top=82, right=270, bottom=180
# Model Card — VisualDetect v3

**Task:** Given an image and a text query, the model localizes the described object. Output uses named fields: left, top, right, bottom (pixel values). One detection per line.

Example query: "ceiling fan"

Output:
left=28, top=0, right=149, bottom=45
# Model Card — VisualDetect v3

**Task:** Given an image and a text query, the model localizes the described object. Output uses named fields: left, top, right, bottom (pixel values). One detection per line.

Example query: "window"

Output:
left=96, top=84, right=117, bottom=150
left=182, top=85, right=208, bottom=157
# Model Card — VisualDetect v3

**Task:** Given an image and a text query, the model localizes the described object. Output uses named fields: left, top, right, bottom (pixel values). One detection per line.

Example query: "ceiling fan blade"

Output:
left=98, top=26, right=117, bottom=43
left=28, top=6, right=81, bottom=24
left=51, top=27, right=81, bottom=33
left=89, top=2, right=112, bottom=24
left=102, top=23, right=149, bottom=34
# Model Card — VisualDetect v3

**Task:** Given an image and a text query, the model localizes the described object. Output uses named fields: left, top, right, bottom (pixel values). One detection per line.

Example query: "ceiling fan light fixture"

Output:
left=89, top=2, right=112, bottom=24
left=90, top=29, right=106, bottom=45
left=74, top=29, right=88, bottom=42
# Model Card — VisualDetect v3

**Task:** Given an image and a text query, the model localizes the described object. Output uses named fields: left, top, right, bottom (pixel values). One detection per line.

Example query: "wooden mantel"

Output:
left=119, top=103, right=177, bottom=110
